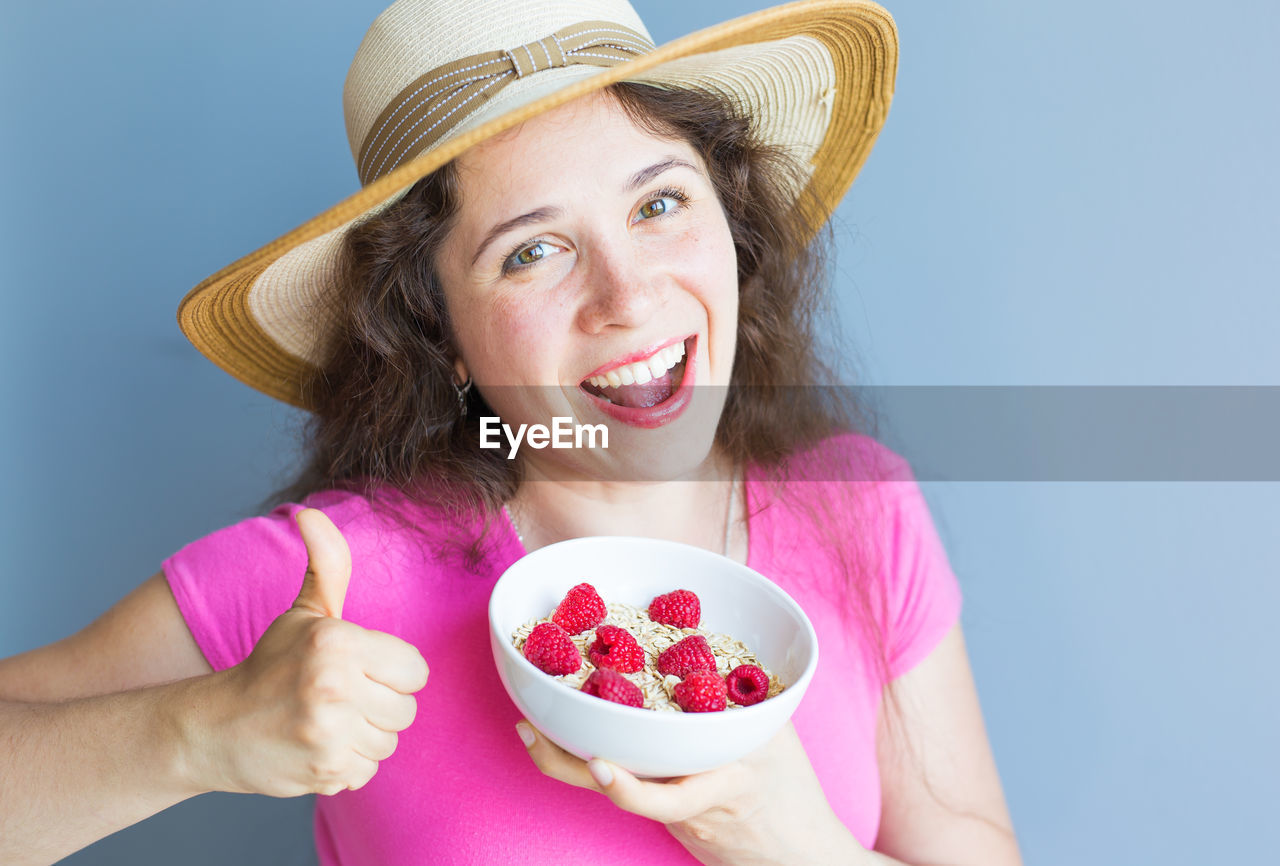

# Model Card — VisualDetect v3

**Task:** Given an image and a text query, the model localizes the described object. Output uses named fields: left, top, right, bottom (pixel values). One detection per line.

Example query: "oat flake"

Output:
left=513, top=600, right=786, bottom=712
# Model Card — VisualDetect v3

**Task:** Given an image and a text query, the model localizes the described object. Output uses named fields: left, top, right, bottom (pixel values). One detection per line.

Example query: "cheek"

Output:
left=686, top=219, right=740, bottom=374
left=459, top=293, right=573, bottom=386
left=677, top=219, right=739, bottom=314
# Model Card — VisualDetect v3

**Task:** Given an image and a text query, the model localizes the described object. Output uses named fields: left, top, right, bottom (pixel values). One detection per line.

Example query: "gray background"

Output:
left=2, top=1, right=1276, bottom=863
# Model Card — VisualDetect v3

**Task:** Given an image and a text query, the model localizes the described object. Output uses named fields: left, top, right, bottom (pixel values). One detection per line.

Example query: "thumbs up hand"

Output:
left=194, top=508, right=429, bottom=798
left=291, top=507, right=353, bottom=619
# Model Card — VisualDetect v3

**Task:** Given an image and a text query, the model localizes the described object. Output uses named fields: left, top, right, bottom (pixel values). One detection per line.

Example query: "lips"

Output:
left=579, top=336, right=696, bottom=428
left=583, top=371, right=679, bottom=408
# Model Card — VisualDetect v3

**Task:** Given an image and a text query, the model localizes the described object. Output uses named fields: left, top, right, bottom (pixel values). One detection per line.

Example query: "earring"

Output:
left=453, top=376, right=473, bottom=416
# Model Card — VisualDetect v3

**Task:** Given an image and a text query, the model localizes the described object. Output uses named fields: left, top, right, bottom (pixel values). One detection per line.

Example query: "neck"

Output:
left=507, top=452, right=743, bottom=559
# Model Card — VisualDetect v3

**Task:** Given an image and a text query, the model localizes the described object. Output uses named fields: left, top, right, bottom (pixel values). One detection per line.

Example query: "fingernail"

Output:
left=587, top=759, right=613, bottom=787
left=515, top=722, right=536, bottom=748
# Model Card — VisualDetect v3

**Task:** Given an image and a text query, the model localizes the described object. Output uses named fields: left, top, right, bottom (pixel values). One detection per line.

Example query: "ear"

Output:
left=452, top=356, right=471, bottom=385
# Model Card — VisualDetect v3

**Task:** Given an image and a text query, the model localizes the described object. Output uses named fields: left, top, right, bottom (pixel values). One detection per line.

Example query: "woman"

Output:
left=0, top=1, right=1021, bottom=863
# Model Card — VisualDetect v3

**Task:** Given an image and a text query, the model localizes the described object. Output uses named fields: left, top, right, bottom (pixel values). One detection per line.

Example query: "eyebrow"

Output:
left=470, top=206, right=563, bottom=266
left=469, top=157, right=703, bottom=267
left=625, top=157, right=701, bottom=192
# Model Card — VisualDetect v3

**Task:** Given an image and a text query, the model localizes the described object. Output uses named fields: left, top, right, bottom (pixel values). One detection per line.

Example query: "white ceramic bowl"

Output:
left=488, top=536, right=819, bottom=778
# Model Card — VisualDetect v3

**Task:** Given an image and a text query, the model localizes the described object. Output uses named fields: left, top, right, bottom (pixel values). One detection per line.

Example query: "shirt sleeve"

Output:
left=876, top=475, right=964, bottom=680
left=161, top=502, right=310, bottom=673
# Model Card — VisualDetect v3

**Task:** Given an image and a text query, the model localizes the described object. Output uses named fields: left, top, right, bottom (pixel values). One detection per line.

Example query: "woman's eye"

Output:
left=504, top=241, right=556, bottom=272
left=638, top=196, right=680, bottom=220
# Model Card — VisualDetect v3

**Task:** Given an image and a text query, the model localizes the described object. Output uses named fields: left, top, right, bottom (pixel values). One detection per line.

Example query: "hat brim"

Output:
left=178, top=0, right=897, bottom=408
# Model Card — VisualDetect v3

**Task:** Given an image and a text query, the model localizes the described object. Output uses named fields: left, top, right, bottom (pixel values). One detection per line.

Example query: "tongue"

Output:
left=608, top=371, right=675, bottom=408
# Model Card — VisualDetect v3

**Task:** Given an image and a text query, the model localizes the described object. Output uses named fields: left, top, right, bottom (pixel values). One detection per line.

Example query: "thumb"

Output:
left=292, top=508, right=352, bottom=619
left=587, top=759, right=707, bottom=825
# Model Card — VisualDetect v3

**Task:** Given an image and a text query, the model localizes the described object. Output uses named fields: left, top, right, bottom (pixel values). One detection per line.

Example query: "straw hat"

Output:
left=178, top=0, right=898, bottom=408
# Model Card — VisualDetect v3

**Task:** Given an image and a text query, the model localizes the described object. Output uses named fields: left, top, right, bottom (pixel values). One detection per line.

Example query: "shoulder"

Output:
left=766, top=431, right=916, bottom=485
left=747, top=432, right=938, bottom=574
left=162, top=487, right=499, bottom=647
left=749, top=433, right=919, bottom=526
left=771, top=435, right=963, bottom=675
left=169, top=489, right=378, bottom=561
left=167, top=485, right=485, bottom=576
left=786, top=433, right=941, bottom=541
left=749, top=433, right=956, bottom=601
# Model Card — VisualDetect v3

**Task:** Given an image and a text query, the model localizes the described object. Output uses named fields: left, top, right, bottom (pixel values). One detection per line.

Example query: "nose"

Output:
left=574, top=237, right=662, bottom=334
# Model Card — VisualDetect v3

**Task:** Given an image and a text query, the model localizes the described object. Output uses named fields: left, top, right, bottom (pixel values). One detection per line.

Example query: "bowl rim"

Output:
left=488, top=535, right=820, bottom=723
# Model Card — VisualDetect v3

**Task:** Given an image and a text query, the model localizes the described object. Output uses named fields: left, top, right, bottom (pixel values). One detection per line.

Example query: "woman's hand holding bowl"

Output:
left=519, top=719, right=865, bottom=865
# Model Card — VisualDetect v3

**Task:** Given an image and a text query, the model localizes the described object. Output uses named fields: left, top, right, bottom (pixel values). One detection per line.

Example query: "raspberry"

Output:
left=588, top=625, right=645, bottom=673
left=581, top=668, right=644, bottom=708
left=522, top=622, right=581, bottom=675
left=726, top=664, right=771, bottom=706
left=551, top=582, right=607, bottom=635
left=648, top=589, right=701, bottom=629
left=673, top=670, right=728, bottom=713
left=656, top=635, right=717, bottom=678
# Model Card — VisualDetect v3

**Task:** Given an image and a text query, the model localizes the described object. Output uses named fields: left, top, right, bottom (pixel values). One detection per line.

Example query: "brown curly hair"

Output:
left=275, top=81, right=874, bottom=514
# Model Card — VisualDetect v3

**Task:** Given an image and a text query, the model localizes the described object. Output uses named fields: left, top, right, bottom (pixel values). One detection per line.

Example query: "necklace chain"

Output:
left=721, top=470, right=737, bottom=557
left=504, top=503, right=524, bottom=547
left=504, top=473, right=738, bottom=558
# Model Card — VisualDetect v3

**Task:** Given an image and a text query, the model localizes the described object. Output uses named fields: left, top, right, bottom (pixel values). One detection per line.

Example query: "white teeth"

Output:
left=586, top=340, right=688, bottom=391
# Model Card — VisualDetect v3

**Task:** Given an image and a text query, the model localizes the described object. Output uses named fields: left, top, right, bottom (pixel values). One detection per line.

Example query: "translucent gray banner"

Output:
left=466, top=386, right=1280, bottom=481
left=862, top=386, right=1280, bottom=481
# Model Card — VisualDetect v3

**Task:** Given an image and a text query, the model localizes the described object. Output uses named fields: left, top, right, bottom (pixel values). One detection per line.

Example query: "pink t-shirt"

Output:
left=162, top=435, right=961, bottom=864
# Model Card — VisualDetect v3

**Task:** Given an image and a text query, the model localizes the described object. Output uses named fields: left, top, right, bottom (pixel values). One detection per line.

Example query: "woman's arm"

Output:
left=0, top=572, right=213, bottom=703
left=0, top=572, right=219, bottom=865
left=0, top=678, right=218, bottom=865
left=873, top=624, right=1023, bottom=865
left=0, top=511, right=430, bottom=864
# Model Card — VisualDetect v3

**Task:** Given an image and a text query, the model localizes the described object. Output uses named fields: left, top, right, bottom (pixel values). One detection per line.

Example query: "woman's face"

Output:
left=437, top=90, right=739, bottom=482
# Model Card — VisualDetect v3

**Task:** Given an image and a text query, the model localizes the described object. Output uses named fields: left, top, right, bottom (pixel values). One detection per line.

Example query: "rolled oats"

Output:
left=513, top=599, right=786, bottom=711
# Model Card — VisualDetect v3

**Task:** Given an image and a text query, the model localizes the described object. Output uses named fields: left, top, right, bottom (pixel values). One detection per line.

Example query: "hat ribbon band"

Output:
left=356, top=21, right=654, bottom=186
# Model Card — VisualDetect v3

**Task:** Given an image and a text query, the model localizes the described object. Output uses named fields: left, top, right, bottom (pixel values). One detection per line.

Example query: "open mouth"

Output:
left=580, top=336, right=693, bottom=409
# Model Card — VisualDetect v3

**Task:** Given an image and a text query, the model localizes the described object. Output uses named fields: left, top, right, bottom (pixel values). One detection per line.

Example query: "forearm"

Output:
left=857, top=853, right=912, bottom=865
left=851, top=840, right=1010, bottom=866
left=699, top=806, right=915, bottom=866
left=0, top=676, right=214, bottom=866
left=791, top=816, right=931, bottom=866
left=814, top=819, right=913, bottom=866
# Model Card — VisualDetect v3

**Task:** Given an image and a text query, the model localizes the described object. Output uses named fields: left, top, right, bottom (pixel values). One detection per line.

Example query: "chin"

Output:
left=586, top=388, right=728, bottom=483
left=509, top=399, right=721, bottom=484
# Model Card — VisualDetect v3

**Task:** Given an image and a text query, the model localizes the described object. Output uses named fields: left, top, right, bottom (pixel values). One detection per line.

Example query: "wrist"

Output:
left=158, top=671, right=231, bottom=797
left=813, top=811, right=883, bottom=866
left=764, top=807, right=871, bottom=866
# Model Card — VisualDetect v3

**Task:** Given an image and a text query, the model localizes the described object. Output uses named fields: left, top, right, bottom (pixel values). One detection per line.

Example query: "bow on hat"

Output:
left=357, top=20, right=654, bottom=186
